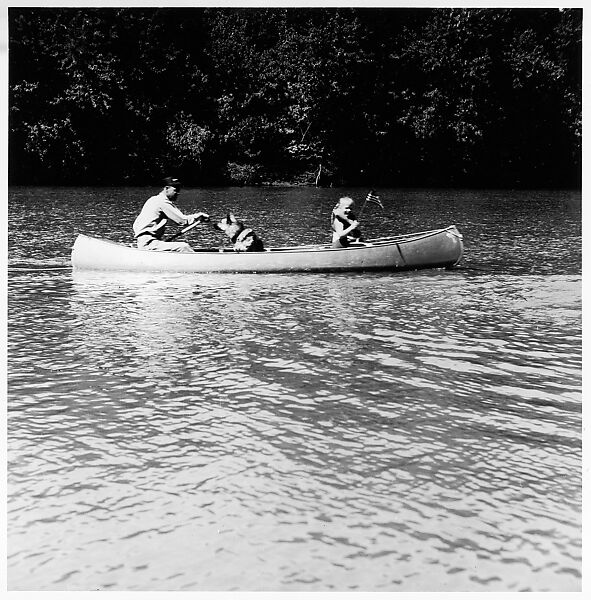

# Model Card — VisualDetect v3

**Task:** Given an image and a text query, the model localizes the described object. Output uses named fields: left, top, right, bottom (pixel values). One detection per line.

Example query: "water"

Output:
left=7, top=187, right=582, bottom=591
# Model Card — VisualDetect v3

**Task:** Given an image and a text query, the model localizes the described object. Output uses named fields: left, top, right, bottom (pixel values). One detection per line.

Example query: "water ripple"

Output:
left=8, top=188, right=581, bottom=591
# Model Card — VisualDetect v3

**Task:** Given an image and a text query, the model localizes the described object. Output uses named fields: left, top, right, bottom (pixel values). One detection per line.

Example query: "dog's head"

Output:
left=215, top=213, right=245, bottom=239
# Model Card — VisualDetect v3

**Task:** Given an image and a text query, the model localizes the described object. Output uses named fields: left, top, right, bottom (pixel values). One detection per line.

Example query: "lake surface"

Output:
left=7, top=186, right=582, bottom=591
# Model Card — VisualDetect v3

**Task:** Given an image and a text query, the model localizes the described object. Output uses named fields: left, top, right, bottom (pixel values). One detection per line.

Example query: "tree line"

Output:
left=8, top=7, right=582, bottom=188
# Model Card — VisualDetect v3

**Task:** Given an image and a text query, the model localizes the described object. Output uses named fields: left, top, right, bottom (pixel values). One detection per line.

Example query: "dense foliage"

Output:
left=9, top=7, right=582, bottom=187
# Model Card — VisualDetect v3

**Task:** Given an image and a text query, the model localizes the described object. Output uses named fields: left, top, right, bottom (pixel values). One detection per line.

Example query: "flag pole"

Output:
left=358, top=200, right=367, bottom=218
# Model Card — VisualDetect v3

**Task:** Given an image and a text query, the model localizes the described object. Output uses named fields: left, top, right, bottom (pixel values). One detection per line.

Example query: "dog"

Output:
left=215, top=213, right=265, bottom=252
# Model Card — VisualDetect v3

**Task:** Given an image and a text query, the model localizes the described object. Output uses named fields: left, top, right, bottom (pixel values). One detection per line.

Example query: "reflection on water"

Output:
left=7, top=187, right=581, bottom=591
left=8, top=267, right=581, bottom=591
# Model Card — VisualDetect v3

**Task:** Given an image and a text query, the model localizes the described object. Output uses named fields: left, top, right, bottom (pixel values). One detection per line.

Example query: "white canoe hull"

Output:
left=71, top=226, right=464, bottom=273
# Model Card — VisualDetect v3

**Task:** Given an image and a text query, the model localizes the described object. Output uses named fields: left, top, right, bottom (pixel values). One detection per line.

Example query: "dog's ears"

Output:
left=228, top=213, right=237, bottom=223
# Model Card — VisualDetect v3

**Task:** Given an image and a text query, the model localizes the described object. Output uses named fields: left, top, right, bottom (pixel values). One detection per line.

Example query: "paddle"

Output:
left=166, top=216, right=211, bottom=242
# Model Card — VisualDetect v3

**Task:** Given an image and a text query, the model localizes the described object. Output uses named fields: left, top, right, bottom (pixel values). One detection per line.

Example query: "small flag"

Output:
left=365, top=190, right=384, bottom=210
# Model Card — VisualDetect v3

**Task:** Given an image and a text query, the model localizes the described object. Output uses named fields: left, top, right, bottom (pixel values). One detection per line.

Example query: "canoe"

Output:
left=71, top=226, right=464, bottom=273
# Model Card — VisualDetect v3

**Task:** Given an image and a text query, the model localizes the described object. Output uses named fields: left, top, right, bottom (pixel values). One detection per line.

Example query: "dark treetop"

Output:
left=8, top=7, right=582, bottom=188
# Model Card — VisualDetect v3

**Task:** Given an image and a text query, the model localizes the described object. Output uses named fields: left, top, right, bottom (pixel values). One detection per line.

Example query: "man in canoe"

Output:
left=331, top=197, right=363, bottom=248
left=133, top=177, right=209, bottom=252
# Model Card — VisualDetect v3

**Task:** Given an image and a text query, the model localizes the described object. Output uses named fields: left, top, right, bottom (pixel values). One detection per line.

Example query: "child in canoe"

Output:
left=331, top=197, right=363, bottom=248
